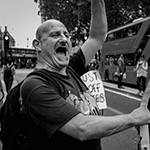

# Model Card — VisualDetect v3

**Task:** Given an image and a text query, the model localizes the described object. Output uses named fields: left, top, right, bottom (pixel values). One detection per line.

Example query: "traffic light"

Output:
left=4, top=34, right=9, bottom=51
left=3, top=30, right=10, bottom=64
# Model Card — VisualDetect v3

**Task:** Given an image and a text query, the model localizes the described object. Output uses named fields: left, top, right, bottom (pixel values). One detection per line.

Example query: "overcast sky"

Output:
left=0, top=0, right=41, bottom=48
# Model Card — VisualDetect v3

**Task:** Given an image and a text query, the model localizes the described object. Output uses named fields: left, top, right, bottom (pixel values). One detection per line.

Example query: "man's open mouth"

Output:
left=55, top=47, right=67, bottom=56
left=55, top=46, right=70, bottom=62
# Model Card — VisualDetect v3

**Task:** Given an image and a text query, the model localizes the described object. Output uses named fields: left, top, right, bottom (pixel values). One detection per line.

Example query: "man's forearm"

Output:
left=81, top=114, right=133, bottom=140
left=59, top=106, right=150, bottom=141
left=80, top=106, right=150, bottom=140
left=90, top=0, right=107, bottom=39
left=60, top=113, right=134, bottom=141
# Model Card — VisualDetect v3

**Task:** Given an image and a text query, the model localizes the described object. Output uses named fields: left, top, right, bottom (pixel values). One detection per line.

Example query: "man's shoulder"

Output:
left=21, top=75, right=45, bottom=90
left=21, top=70, right=59, bottom=90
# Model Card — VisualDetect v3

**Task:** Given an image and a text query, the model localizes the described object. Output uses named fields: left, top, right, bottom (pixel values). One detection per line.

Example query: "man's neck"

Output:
left=36, top=62, right=45, bottom=69
left=36, top=62, right=67, bottom=76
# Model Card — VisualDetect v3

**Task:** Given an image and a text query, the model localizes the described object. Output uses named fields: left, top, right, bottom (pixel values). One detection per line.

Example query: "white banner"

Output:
left=81, top=70, right=107, bottom=109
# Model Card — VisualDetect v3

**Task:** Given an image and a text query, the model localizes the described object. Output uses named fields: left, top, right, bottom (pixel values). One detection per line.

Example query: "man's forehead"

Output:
left=36, top=19, right=68, bottom=39
left=42, top=20, right=67, bottom=31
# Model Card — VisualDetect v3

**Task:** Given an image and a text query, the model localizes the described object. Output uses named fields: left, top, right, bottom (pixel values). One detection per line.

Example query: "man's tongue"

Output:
left=57, top=52, right=66, bottom=56
left=56, top=52, right=68, bottom=61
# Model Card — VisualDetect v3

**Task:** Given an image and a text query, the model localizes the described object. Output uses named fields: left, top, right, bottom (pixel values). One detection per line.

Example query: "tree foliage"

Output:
left=34, top=0, right=150, bottom=46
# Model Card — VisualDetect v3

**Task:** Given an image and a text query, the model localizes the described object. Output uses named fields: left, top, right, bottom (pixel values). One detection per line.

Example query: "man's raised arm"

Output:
left=81, top=0, right=108, bottom=66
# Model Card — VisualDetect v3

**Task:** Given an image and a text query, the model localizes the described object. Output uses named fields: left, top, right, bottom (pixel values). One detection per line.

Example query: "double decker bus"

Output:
left=100, top=16, right=150, bottom=86
left=9, top=47, right=37, bottom=69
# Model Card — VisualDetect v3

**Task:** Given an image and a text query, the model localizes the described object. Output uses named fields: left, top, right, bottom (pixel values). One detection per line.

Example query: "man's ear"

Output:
left=32, top=39, right=41, bottom=52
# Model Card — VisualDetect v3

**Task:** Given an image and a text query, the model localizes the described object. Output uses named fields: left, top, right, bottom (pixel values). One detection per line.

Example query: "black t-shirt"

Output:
left=20, top=49, right=102, bottom=150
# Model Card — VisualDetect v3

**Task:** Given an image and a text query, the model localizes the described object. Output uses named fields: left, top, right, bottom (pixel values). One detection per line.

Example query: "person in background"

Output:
left=19, top=0, right=150, bottom=150
left=1, top=59, right=15, bottom=93
left=88, top=58, right=97, bottom=70
left=117, top=54, right=126, bottom=88
left=134, top=55, right=148, bottom=96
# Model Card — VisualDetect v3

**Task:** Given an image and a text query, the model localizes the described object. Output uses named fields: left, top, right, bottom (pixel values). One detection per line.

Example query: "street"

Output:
left=0, top=69, right=142, bottom=150
left=101, top=89, right=141, bottom=150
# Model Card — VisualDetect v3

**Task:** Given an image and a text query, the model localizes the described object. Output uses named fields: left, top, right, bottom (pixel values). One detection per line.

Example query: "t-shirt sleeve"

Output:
left=20, top=77, right=80, bottom=138
left=69, top=48, right=87, bottom=76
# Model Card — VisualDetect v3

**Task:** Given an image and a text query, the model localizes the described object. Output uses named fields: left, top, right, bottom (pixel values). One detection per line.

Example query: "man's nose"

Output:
left=59, top=37, right=68, bottom=46
left=59, top=40, right=67, bottom=46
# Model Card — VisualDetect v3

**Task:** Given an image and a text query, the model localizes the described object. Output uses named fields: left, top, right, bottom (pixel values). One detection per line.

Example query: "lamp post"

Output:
left=27, top=38, right=29, bottom=47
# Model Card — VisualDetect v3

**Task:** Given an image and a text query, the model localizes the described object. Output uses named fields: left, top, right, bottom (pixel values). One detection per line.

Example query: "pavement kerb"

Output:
left=103, top=81, right=140, bottom=98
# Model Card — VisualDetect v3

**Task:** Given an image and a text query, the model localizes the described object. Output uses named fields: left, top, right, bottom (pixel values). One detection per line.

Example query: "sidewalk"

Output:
left=103, top=81, right=139, bottom=98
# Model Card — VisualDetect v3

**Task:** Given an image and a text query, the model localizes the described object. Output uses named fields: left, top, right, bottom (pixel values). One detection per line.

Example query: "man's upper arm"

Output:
left=59, top=113, right=86, bottom=140
left=81, top=38, right=104, bottom=66
left=81, top=0, right=107, bottom=67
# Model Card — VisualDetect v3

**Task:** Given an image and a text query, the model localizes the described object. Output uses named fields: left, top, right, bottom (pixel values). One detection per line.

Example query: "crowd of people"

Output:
left=113, top=53, right=148, bottom=95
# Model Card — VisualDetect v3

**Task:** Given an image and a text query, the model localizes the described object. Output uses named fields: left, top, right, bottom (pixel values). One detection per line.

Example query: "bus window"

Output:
left=105, top=57, right=109, bottom=65
left=106, top=22, right=142, bottom=42
left=114, top=23, right=142, bottom=40
left=124, top=53, right=135, bottom=66
left=114, top=55, right=119, bottom=65
left=127, top=29, right=133, bottom=37
left=114, top=29, right=126, bottom=40
left=106, top=33, right=114, bottom=42
left=105, top=55, right=118, bottom=66
left=106, top=53, right=136, bottom=66
left=109, top=56, right=114, bottom=66
left=127, top=23, right=142, bottom=36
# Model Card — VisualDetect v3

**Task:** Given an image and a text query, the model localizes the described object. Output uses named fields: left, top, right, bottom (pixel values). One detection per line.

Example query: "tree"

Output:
left=34, top=0, right=150, bottom=46
left=34, top=0, right=90, bottom=46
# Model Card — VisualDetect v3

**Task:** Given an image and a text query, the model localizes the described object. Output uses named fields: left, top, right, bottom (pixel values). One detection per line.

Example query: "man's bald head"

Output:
left=36, top=19, right=67, bottom=40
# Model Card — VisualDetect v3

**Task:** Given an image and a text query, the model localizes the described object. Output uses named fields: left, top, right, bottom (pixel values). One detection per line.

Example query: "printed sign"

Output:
left=81, top=70, right=107, bottom=109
